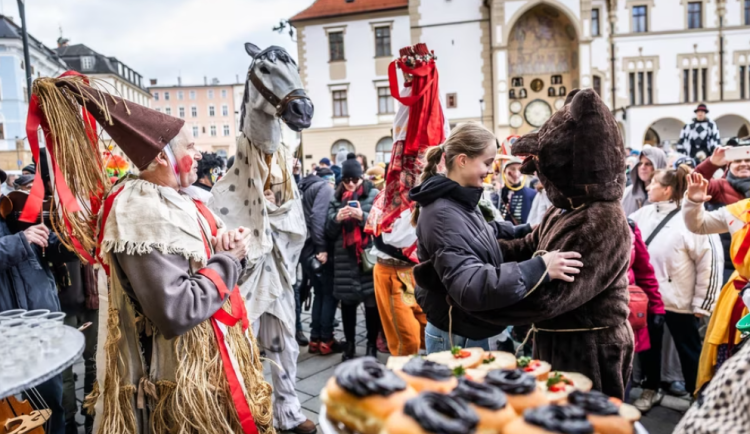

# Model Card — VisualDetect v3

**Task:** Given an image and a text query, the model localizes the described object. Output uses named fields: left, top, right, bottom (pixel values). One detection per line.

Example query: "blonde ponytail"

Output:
left=654, top=163, right=693, bottom=206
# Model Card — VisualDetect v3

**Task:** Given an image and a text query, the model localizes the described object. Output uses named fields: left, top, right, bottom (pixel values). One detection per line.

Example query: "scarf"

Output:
left=727, top=171, right=750, bottom=198
left=342, top=184, right=369, bottom=263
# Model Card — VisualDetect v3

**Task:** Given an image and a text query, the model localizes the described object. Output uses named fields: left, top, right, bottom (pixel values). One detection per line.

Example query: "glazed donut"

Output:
left=383, top=392, right=479, bottom=434
left=484, top=369, right=549, bottom=413
left=396, top=357, right=458, bottom=393
left=504, top=404, right=595, bottom=434
left=450, top=377, right=516, bottom=434
left=321, top=357, right=417, bottom=434
left=567, top=390, right=636, bottom=434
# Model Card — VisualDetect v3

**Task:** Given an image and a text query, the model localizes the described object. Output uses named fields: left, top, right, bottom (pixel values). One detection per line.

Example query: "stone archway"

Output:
left=644, top=118, right=683, bottom=148
left=506, top=4, right=579, bottom=135
left=715, top=114, right=750, bottom=142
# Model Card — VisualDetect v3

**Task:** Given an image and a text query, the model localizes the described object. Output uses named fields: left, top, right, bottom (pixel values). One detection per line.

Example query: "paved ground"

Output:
left=71, top=307, right=687, bottom=433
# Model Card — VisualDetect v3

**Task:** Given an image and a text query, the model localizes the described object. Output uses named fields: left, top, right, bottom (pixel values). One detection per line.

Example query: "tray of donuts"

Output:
left=319, top=349, right=647, bottom=434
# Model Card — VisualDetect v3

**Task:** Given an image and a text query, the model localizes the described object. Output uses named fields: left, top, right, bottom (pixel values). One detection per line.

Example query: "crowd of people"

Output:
left=1, top=53, right=748, bottom=434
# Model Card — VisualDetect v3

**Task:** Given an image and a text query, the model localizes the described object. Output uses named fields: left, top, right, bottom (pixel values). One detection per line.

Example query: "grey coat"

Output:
left=622, top=147, right=667, bottom=216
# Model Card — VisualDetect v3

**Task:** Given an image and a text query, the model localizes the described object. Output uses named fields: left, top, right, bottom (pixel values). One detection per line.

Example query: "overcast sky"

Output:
left=0, top=0, right=313, bottom=86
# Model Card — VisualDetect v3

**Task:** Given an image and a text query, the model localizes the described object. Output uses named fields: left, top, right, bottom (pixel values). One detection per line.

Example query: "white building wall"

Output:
left=419, top=0, right=484, bottom=24
left=301, top=14, right=410, bottom=130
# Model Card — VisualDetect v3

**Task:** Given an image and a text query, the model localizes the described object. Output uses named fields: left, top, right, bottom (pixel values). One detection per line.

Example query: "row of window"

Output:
left=330, top=137, right=394, bottom=165
left=590, top=1, right=750, bottom=36
left=152, top=89, right=228, bottom=101
left=328, top=26, right=391, bottom=62
left=627, top=68, right=708, bottom=106
left=188, top=124, right=232, bottom=138
left=154, top=105, right=230, bottom=118
left=332, top=87, right=395, bottom=118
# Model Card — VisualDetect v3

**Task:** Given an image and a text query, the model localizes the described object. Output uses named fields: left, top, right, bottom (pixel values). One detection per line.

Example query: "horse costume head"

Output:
left=512, top=88, right=626, bottom=210
left=241, top=42, right=313, bottom=154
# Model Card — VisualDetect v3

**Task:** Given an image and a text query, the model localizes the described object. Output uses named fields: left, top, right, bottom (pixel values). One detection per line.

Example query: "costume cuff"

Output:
left=518, top=256, right=549, bottom=291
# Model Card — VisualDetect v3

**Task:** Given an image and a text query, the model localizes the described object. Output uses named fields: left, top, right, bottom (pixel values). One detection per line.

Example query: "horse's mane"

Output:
left=239, top=47, right=297, bottom=132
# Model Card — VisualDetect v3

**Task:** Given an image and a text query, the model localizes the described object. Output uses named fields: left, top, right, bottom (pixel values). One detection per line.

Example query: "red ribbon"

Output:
left=95, top=186, right=126, bottom=275
left=734, top=226, right=750, bottom=266
left=195, top=200, right=256, bottom=434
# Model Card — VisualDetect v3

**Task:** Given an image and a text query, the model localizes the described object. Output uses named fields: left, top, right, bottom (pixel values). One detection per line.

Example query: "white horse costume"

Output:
left=211, top=43, right=313, bottom=430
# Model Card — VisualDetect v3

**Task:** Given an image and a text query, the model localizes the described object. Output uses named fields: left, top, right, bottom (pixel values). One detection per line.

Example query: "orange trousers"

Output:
left=373, top=262, right=427, bottom=356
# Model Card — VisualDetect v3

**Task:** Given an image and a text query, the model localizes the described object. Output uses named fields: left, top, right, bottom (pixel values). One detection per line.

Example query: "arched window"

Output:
left=375, top=137, right=393, bottom=164
left=558, top=86, right=567, bottom=96
left=509, top=89, right=516, bottom=99
left=331, top=139, right=355, bottom=164
left=519, top=88, right=527, bottom=99
left=547, top=87, right=556, bottom=97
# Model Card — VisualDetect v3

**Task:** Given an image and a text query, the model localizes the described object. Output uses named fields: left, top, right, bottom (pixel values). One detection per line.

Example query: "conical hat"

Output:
left=56, top=80, right=184, bottom=170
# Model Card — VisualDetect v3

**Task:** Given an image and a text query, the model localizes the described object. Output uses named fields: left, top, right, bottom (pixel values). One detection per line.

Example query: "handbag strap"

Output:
left=645, top=207, right=680, bottom=246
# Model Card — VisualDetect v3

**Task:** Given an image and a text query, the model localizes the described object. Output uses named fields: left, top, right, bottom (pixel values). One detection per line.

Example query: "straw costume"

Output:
left=23, top=73, right=273, bottom=434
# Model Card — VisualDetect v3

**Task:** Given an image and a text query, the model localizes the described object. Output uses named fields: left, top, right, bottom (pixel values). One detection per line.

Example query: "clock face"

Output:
left=524, top=99, right=553, bottom=127
left=509, top=114, right=524, bottom=129
left=509, top=101, right=522, bottom=114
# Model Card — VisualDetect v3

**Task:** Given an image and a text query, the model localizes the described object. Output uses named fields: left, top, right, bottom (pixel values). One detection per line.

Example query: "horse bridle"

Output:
left=247, top=46, right=309, bottom=118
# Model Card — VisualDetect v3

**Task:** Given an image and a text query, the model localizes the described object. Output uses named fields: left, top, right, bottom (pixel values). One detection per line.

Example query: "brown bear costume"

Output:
left=480, top=89, right=634, bottom=398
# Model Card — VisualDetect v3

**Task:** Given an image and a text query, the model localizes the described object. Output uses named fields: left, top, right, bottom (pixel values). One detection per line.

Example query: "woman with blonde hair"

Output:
left=409, top=122, right=582, bottom=352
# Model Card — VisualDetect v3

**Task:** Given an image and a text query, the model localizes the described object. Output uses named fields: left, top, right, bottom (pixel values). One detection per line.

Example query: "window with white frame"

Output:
left=632, top=5, right=648, bottom=32
left=81, top=56, right=95, bottom=70
left=221, top=89, right=227, bottom=98
left=177, top=91, right=184, bottom=100
left=375, top=137, right=393, bottom=163
left=333, top=90, right=348, bottom=117
left=165, top=107, right=172, bottom=115
left=208, top=90, right=214, bottom=99
left=687, top=2, right=702, bottom=29
left=375, top=27, right=391, bottom=57
left=189, top=90, right=196, bottom=100
left=192, top=126, right=199, bottom=137
left=164, top=92, right=170, bottom=101
left=191, top=106, right=197, bottom=117
left=377, top=87, right=393, bottom=114
left=222, top=105, right=229, bottom=116
left=153, top=92, right=159, bottom=101
left=591, top=8, right=600, bottom=36
left=178, top=107, right=185, bottom=118
left=210, top=125, right=217, bottom=137
left=223, top=125, right=230, bottom=136
left=209, top=105, right=216, bottom=117
left=679, top=55, right=710, bottom=103
left=625, top=57, right=656, bottom=106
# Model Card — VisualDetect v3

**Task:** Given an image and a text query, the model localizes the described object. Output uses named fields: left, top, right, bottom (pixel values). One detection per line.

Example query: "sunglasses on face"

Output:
left=342, top=177, right=358, bottom=185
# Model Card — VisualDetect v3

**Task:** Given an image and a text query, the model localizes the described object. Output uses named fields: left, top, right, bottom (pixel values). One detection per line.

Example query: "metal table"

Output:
left=0, top=326, right=85, bottom=399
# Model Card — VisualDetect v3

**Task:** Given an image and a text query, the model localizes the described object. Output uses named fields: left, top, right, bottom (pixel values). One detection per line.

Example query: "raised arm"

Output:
left=683, top=173, right=731, bottom=235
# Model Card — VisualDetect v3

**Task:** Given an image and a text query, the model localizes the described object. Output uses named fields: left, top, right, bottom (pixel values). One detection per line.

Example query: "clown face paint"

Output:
left=169, top=125, right=202, bottom=188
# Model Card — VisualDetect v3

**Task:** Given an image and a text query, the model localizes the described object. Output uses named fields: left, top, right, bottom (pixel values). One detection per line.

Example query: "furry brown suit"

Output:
left=479, top=89, right=634, bottom=398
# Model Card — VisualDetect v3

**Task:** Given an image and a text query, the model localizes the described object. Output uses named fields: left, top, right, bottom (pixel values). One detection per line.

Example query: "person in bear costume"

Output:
left=487, top=89, right=634, bottom=398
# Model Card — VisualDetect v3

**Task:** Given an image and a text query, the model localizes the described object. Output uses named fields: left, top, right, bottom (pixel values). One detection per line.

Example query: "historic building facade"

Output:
left=290, top=0, right=750, bottom=165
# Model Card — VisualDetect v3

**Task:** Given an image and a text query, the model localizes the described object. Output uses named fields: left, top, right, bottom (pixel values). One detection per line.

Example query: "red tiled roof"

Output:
left=290, top=0, right=408, bottom=22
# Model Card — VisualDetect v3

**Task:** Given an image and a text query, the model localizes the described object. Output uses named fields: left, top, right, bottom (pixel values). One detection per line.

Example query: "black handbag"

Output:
left=360, top=248, right=376, bottom=274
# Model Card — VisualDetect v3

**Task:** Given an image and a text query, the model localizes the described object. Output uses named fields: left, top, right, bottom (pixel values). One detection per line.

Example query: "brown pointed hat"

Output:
left=55, top=79, right=185, bottom=170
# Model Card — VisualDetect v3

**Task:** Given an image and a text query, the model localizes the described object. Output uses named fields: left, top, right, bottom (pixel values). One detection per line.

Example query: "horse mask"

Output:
left=512, top=88, right=626, bottom=210
left=241, top=42, right=313, bottom=154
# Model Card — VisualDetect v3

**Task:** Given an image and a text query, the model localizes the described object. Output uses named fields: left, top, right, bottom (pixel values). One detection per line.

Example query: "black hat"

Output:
left=22, top=164, right=36, bottom=174
left=694, top=103, right=709, bottom=113
left=14, top=174, right=34, bottom=187
left=0, top=168, right=6, bottom=184
left=341, top=153, right=362, bottom=179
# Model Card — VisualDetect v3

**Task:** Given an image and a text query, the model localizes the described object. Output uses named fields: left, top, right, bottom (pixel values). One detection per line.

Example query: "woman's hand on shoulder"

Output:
left=541, top=250, right=583, bottom=283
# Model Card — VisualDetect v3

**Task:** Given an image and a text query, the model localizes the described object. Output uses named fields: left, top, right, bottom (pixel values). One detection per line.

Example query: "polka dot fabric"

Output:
left=675, top=339, right=750, bottom=433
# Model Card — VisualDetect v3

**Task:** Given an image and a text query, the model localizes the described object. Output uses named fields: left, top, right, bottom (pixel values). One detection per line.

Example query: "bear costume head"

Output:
left=512, top=88, right=626, bottom=210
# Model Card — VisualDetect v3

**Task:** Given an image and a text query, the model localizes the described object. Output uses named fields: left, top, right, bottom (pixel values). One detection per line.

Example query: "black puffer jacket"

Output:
left=299, top=169, right=334, bottom=260
left=410, top=175, right=547, bottom=339
left=326, top=181, right=379, bottom=304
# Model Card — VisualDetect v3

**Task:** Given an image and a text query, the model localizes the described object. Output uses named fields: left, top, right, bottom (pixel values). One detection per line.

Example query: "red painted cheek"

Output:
left=179, top=155, right=193, bottom=173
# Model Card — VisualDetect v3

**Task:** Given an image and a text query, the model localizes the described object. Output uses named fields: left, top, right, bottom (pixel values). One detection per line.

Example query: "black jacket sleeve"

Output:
left=311, top=184, right=334, bottom=253
left=489, top=221, right=532, bottom=240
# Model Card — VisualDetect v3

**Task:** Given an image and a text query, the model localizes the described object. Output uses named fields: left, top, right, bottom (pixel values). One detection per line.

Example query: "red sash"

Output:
left=194, top=200, right=257, bottom=434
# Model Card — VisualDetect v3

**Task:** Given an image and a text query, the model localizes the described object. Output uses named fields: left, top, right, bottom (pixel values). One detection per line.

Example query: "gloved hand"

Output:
left=649, top=313, right=666, bottom=328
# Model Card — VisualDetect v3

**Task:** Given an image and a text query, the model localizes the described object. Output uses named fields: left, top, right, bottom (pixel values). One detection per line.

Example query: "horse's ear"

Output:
left=245, top=43, right=262, bottom=58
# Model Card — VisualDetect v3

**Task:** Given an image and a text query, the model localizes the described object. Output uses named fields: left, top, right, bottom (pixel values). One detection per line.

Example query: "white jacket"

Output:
left=630, top=201, right=723, bottom=316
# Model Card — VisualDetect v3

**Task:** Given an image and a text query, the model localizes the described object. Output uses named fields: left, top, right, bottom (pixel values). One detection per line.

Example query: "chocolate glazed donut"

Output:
left=484, top=369, right=536, bottom=395
left=524, top=405, right=594, bottom=434
left=404, top=392, right=479, bottom=434
left=450, top=377, right=508, bottom=410
left=335, top=357, right=407, bottom=398
left=402, top=357, right=454, bottom=381
left=567, top=391, right=619, bottom=416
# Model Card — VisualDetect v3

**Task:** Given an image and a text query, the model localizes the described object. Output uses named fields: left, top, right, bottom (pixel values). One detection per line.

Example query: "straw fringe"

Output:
left=33, top=76, right=111, bottom=262
left=99, top=240, right=206, bottom=265
left=83, top=381, right=99, bottom=416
